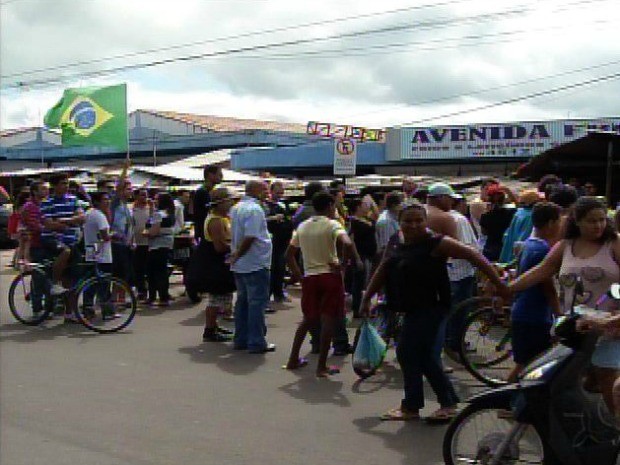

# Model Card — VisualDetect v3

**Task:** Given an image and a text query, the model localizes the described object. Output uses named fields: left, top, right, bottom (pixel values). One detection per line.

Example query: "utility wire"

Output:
left=0, top=0, right=481, bottom=79
left=4, top=0, right=606, bottom=82
left=403, top=70, right=620, bottom=126
left=228, top=17, right=614, bottom=61
left=3, top=0, right=610, bottom=89
left=342, top=57, right=620, bottom=121
left=0, top=6, right=591, bottom=89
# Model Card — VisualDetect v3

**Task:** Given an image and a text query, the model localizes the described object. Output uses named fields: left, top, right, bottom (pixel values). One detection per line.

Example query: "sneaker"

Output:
left=102, top=312, right=122, bottom=321
left=216, top=326, right=233, bottom=335
left=51, top=284, right=69, bottom=296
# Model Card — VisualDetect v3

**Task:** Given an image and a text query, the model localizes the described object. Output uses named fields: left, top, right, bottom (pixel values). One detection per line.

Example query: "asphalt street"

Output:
left=0, top=249, right=486, bottom=465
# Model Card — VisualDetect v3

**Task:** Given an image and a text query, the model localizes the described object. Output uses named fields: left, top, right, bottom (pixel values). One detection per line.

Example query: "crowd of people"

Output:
left=3, top=166, right=619, bottom=425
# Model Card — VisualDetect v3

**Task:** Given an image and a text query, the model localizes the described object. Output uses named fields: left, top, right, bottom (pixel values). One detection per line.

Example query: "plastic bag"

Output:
left=353, top=319, right=388, bottom=379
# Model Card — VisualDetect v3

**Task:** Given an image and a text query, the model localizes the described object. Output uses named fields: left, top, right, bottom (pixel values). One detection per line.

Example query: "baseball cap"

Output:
left=428, top=182, right=457, bottom=198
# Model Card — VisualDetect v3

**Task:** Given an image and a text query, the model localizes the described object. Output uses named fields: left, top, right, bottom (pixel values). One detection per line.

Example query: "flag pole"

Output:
left=125, top=83, right=130, bottom=163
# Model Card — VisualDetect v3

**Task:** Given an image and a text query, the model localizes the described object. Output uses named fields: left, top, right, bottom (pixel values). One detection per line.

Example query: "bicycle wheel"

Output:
left=459, top=299, right=513, bottom=387
left=75, top=275, right=136, bottom=333
left=443, top=403, right=550, bottom=465
left=8, top=269, right=53, bottom=325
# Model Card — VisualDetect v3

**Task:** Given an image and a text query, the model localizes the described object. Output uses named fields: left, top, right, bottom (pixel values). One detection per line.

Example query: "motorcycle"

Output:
left=443, top=281, right=620, bottom=465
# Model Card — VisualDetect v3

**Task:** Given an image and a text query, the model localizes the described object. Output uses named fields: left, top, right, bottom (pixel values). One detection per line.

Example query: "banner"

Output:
left=44, top=83, right=128, bottom=151
left=307, top=121, right=385, bottom=142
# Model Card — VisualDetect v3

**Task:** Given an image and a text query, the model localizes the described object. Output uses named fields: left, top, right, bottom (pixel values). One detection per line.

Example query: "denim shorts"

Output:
left=591, top=337, right=620, bottom=369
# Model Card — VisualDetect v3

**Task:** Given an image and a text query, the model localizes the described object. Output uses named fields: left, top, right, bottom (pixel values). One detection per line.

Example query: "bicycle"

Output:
left=8, top=258, right=137, bottom=333
left=456, top=295, right=513, bottom=386
left=454, top=264, right=516, bottom=387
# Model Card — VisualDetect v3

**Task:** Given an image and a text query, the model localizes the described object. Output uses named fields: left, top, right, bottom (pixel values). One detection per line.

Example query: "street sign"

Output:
left=333, top=138, right=357, bottom=176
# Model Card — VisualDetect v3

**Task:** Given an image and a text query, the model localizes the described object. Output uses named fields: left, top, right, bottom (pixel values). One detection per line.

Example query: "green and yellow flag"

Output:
left=44, top=83, right=127, bottom=151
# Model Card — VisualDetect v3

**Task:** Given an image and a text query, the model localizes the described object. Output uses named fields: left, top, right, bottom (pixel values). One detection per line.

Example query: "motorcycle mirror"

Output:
left=610, top=284, right=620, bottom=300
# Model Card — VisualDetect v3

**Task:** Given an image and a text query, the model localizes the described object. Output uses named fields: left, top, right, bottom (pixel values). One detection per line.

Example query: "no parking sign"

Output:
left=333, top=138, right=357, bottom=176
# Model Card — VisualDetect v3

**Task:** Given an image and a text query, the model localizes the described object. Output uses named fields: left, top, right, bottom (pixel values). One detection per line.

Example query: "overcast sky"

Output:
left=1, top=0, right=620, bottom=130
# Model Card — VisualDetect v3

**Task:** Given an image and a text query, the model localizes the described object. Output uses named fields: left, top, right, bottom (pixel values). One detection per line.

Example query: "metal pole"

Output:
left=606, top=139, right=613, bottom=205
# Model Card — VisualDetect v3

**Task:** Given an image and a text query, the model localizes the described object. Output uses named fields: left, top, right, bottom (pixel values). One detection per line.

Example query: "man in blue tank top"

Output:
left=508, top=202, right=562, bottom=382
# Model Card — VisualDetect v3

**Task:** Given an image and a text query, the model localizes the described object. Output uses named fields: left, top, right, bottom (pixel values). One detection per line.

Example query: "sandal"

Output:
left=381, top=408, right=420, bottom=421
left=426, top=408, right=457, bottom=424
left=316, top=366, right=341, bottom=378
left=282, top=358, right=309, bottom=370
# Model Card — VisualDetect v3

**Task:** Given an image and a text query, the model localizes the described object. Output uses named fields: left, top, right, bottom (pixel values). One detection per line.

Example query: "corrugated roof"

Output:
left=139, top=109, right=307, bottom=134
left=0, top=127, right=41, bottom=138
left=132, top=165, right=257, bottom=182
left=166, top=149, right=232, bottom=168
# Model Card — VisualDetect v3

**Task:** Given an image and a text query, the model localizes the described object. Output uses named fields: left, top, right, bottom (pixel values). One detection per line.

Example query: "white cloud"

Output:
left=2, top=0, right=620, bottom=130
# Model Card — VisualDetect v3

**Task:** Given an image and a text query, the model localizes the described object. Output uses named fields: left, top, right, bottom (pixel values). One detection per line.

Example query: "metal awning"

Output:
left=516, top=131, right=620, bottom=204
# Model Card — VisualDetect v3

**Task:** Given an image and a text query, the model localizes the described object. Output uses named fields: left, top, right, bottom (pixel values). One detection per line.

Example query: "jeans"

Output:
left=133, top=245, right=149, bottom=297
left=233, top=268, right=270, bottom=351
left=82, top=263, right=113, bottom=309
left=112, top=243, right=134, bottom=286
left=435, top=276, right=476, bottom=357
left=30, top=247, right=48, bottom=313
left=397, top=311, right=458, bottom=411
left=351, top=258, right=372, bottom=317
left=147, top=248, right=170, bottom=302
left=270, top=244, right=287, bottom=299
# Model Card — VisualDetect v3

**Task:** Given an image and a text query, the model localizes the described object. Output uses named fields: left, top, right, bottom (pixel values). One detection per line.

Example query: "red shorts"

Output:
left=301, top=273, right=345, bottom=322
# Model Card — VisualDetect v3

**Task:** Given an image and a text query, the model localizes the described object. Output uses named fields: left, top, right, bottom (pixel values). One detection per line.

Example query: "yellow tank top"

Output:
left=204, top=213, right=231, bottom=242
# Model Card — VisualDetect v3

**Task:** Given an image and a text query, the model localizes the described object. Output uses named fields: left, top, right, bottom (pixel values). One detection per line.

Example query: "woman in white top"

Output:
left=510, top=197, right=620, bottom=418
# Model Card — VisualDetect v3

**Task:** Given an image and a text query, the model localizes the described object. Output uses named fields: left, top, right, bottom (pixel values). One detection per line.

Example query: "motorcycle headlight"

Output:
left=521, top=360, right=560, bottom=381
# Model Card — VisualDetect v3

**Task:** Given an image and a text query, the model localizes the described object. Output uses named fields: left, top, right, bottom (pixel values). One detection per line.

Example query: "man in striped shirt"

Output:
left=41, top=173, right=85, bottom=295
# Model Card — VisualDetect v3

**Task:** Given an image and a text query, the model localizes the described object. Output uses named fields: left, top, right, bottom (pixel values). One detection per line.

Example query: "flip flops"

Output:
left=381, top=408, right=421, bottom=421
left=316, top=366, right=341, bottom=378
left=425, top=408, right=457, bottom=424
left=282, top=358, right=309, bottom=370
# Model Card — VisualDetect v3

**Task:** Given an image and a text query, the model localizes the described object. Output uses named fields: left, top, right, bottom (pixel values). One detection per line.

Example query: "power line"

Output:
left=3, top=0, right=610, bottom=90
left=228, top=17, right=614, bottom=62
left=1, top=5, right=533, bottom=89
left=342, top=57, right=620, bottom=121
left=402, top=70, right=620, bottom=126
left=1, top=0, right=479, bottom=79
left=5, top=0, right=606, bottom=82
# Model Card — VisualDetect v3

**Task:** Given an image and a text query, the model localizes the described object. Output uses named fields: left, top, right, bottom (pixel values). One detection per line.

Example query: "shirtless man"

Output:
left=426, top=182, right=458, bottom=239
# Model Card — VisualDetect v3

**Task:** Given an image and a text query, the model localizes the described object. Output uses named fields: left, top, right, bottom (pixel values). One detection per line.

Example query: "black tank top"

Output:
left=384, top=233, right=451, bottom=315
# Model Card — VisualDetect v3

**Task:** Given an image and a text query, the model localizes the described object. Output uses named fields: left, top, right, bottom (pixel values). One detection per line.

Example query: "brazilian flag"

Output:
left=44, top=83, right=127, bottom=151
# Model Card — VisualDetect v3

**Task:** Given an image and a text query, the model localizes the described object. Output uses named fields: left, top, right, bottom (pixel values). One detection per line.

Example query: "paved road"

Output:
left=0, top=250, right=485, bottom=465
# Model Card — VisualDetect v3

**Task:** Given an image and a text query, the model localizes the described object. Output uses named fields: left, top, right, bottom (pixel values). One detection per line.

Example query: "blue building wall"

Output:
left=1, top=127, right=309, bottom=161
left=231, top=141, right=387, bottom=174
